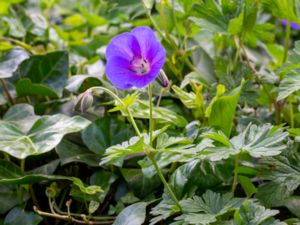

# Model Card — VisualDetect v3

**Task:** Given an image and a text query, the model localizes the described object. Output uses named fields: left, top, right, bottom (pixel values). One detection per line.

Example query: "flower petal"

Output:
left=106, top=56, right=136, bottom=90
left=106, top=33, right=141, bottom=60
left=131, top=26, right=159, bottom=58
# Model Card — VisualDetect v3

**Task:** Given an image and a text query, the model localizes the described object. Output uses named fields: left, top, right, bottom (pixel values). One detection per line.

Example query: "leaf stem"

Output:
left=231, top=154, right=239, bottom=195
left=148, top=84, right=154, bottom=146
left=88, top=87, right=141, bottom=137
left=282, top=20, right=291, bottom=64
left=148, top=154, right=183, bottom=213
left=0, top=79, right=14, bottom=105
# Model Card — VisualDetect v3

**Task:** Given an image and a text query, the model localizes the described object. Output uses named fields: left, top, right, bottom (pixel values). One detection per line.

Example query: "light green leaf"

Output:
left=277, top=73, right=300, bottom=100
left=0, top=114, right=91, bottom=159
left=0, top=174, right=101, bottom=195
left=207, top=81, right=244, bottom=136
left=113, top=202, right=147, bottom=225
left=235, top=200, right=280, bottom=225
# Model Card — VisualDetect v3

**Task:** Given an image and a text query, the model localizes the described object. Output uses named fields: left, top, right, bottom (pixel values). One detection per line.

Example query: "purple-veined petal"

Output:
left=106, top=33, right=141, bottom=60
left=105, top=56, right=135, bottom=90
left=131, top=26, right=159, bottom=58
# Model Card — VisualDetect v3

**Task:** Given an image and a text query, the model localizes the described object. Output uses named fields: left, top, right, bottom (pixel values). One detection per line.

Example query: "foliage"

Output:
left=0, top=0, right=300, bottom=224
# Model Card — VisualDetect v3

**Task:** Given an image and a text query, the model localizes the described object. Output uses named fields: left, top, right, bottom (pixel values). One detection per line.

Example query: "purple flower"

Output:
left=105, top=26, right=166, bottom=90
left=280, top=19, right=300, bottom=30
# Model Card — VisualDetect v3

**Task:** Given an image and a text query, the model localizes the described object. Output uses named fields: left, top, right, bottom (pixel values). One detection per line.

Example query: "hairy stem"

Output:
left=289, top=96, right=294, bottom=128
left=88, top=87, right=141, bottom=137
left=148, top=84, right=154, bottom=146
left=148, top=154, right=183, bottom=213
left=282, top=20, right=291, bottom=65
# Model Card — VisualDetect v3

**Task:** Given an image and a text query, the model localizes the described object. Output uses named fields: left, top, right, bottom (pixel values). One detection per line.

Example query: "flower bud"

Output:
left=155, top=69, right=169, bottom=88
left=74, top=90, right=94, bottom=112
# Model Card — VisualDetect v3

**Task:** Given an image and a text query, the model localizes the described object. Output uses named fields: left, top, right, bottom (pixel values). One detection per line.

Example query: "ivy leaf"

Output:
left=4, top=207, right=42, bottom=225
left=12, top=51, right=68, bottom=96
left=0, top=114, right=90, bottom=159
left=113, top=202, right=147, bottom=225
left=0, top=48, right=29, bottom=78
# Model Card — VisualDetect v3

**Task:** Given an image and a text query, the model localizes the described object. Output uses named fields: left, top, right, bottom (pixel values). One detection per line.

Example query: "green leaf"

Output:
left=0, top=114, right=91, bottom=159
left=0, top=185, right=29, bottom=214
left=124, top=100, right=187, bottom=127
left=13, top=51, right=68, bottom=96
left=120, top=168, right=161, bottom=198
left=89, top=170, right=117, bottom=203
left=203, top=124, right=288, bottom=160
left=82, top=117, right=134, bottom=155
left=55, top=139, right=101, bottom=166
left=238, top=175, right=257, bottom=197
left=207, top=81, right=244, bottom=136
left=16, top=78, right=58, bottom=98
left=175, top=213, right=216, bottom=225
left=256, top=153, right=300, bottom=207
left=100, top=136, right=145, bottom=167
left=180, top=190, right=243, bottom=215
left=113, top=202, right=147, bottom=225
left=65, top=74, right=102, bottom=93
left=235, top=200, right=279, bottom=225
left=100, top=128, right=167, bottom=167
left=277, top=73, right=300, bottom=101
left=0, top=160, right=22, bottom=179
left=175, top=190, right=243, bottom=225
left=0, top=48, right=29, bottom=78
left=0, top=174, right=101, bottom=195
left=191, top=1, right=229, bottom=33
left=3, top=103, right=39, bottom=133
left=4, top=207, right=42, bottom=225
left=284, top=196, right=300, bottom=218
left=2, top=17, right=26, bottom=38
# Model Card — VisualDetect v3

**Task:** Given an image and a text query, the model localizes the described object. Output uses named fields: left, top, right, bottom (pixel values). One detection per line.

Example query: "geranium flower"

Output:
left=280, top=19, right=300, bottom=30
left=105, top=26, right=166, bottom=90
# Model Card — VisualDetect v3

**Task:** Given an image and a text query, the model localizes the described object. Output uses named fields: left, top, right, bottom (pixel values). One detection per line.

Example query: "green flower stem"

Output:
left=148, top=84, right=154, bottom=146
left=0, top=79, right=14, bottom=105
left=282, top=20, right=291, bottom=65
left=147, top=84, right=182, bottom=213
left=148, top=154, right=183, bottom=213
left=89, top=87, right=141, bottom=137
left=289, top=96, right=294, bottom=128
left=231, top=154, right=239, bottom=195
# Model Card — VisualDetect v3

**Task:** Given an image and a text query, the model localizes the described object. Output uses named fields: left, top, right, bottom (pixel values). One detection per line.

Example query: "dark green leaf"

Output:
left=13, top=51, right=68, bottom=96
left=82, top=117, right=134, bottom=155
left=56, top=139, right=101, bottom=166
left=4, top=207, right=42, bottom=225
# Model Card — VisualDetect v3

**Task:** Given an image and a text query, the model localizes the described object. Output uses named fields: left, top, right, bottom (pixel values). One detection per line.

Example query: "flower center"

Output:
left=130, top=57, right=150, bottom=75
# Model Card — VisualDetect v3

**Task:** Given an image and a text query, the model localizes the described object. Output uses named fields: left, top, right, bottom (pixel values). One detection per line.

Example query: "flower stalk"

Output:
left=147, top=84, right=183, bottom=213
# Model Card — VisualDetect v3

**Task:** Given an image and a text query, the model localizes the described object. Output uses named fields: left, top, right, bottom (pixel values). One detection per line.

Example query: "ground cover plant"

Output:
left=0, top=0, right=300, bottom=224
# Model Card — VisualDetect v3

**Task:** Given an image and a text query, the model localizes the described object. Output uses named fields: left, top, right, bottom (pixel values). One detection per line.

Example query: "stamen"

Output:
left=130, top=56, right=150, bottom=75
